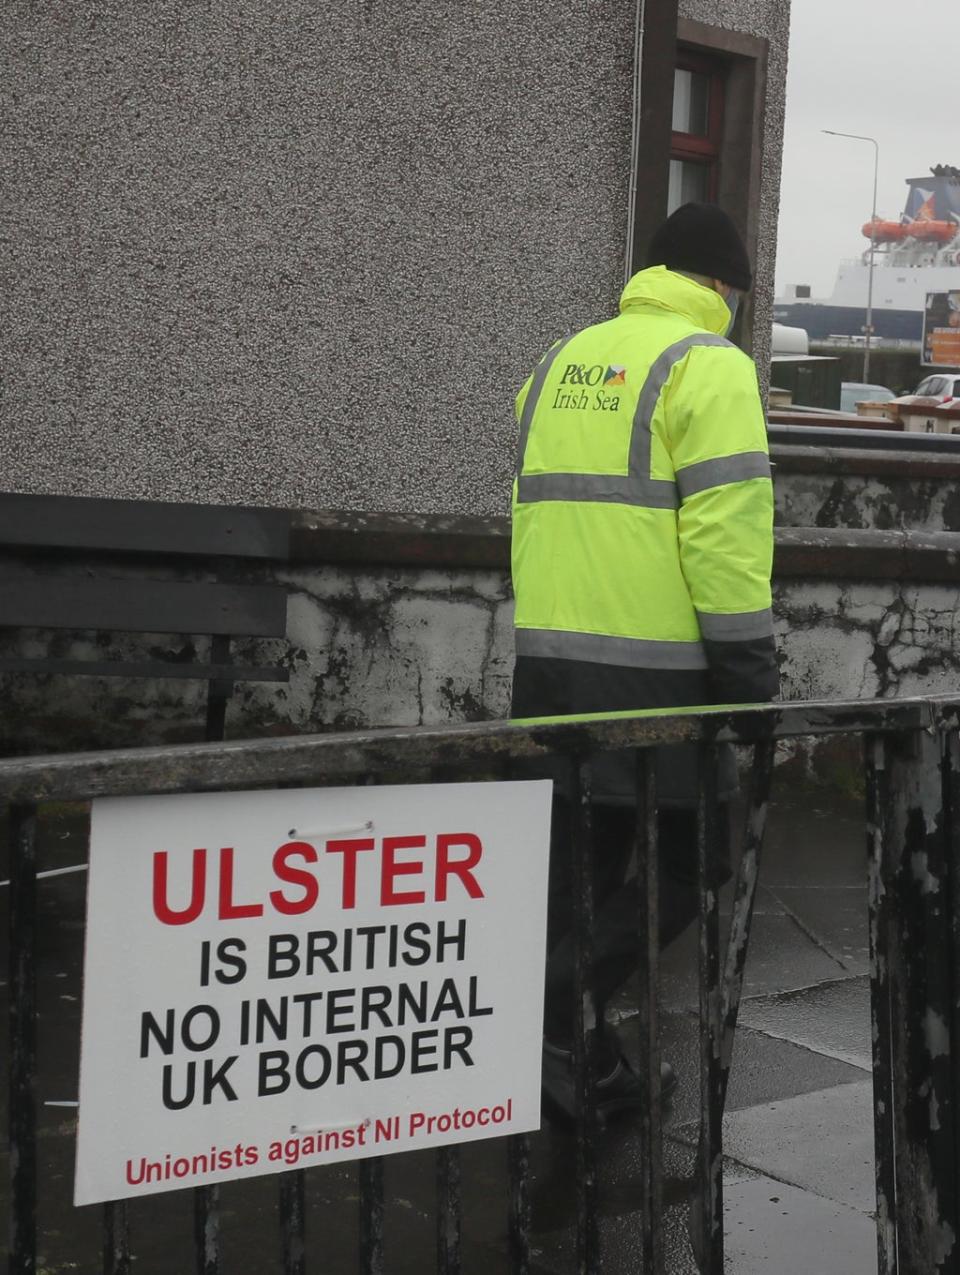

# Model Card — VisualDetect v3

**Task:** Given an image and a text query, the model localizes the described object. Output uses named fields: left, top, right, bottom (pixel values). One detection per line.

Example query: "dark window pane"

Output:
left=672, top=68, right=709, bottom=135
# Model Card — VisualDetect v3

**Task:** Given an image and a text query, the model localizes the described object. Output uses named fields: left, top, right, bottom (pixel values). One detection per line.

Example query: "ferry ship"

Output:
left=774, top=166, right=960, bottom=343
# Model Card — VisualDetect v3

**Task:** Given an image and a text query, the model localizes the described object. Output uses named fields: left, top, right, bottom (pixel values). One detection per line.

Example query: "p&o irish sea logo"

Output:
left=553, top=363, right=626, bottom=413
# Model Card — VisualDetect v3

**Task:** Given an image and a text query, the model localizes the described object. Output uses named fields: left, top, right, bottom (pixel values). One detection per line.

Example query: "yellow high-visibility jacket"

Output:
left=512, top=266, right=778, bottom=711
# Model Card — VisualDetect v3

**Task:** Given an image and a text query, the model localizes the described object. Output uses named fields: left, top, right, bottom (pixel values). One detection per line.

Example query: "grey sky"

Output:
left=775, top=0, right=960, bottom=299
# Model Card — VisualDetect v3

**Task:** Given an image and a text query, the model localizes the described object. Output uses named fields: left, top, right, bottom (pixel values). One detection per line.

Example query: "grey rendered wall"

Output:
left=4, top=2, right=787, bottom=517
left=679, top=0, right=791, bottom=391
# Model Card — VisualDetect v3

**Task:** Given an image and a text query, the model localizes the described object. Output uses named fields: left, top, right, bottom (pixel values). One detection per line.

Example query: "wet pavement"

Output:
left=528, top=782, right=877, bottom=1273
left=0, top=782, right=878, bottom=1272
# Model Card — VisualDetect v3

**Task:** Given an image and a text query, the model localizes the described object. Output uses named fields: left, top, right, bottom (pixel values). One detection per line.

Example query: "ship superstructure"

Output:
left=775, top=166, right=960, bottom=343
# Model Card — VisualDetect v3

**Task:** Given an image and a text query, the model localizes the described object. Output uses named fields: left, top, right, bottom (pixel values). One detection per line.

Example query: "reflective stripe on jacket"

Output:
left=511, top=266, right=777, bottom=700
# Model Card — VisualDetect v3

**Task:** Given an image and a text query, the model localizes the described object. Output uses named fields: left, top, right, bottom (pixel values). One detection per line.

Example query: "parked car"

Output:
left=912, top=373, right=960, bottom=402
left=839, top=381, right=895, bottom=414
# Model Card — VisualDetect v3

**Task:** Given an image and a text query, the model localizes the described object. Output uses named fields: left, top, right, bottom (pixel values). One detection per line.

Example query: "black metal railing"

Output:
left=5, top=694, right=960, bottom=1274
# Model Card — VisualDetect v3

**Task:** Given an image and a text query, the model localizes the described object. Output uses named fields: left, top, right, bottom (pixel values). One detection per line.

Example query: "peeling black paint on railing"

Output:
left=279, top=1171, right=306, bottom=1275
left=104, top=1200, right=131, bottom=1275
left=696, top=748, right=724, bottom=1274
left=634, top=751, right=663, bottom=1271
left=866, top=734, right=897, bottom=1275
left=359, top=1156, right=384, bottom=1274
left=8, top=694, right=960, bottom=1272
left=436, top=1145, right=462, bottom=1273
left=9, top=804, right=37, bottom=1275
left=885, top=729, right=957, bottom=1272
left=718, top=739, right=775, bottom=1105
left=507, top=1133, right=531, bottom=1274
left=571, top=760, right=600, bottom=1274
left=194, top=1183, right=221, bottom=1275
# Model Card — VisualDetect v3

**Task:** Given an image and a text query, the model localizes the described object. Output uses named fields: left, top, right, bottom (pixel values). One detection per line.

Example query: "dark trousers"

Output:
left=543, top=797, right=731, bottom=1048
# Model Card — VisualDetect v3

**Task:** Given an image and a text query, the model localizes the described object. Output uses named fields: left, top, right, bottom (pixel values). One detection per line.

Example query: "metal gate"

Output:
left=4, top=694, right=960, bottom=1273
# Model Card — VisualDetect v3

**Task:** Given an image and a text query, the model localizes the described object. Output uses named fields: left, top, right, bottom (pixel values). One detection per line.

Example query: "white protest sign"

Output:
left=75, top=779, right=552, bottom=1204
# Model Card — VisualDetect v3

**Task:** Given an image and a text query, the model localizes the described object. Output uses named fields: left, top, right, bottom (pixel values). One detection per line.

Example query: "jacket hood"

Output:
left=618, top=265, right=731, bottom=336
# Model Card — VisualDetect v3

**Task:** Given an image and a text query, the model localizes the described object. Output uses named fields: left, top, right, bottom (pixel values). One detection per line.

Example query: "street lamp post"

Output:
left=822, top=130, right=879, bottom=383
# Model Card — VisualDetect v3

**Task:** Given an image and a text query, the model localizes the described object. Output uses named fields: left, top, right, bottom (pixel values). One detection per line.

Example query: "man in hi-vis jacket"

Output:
left=511, top=203, right=779, bottom=1122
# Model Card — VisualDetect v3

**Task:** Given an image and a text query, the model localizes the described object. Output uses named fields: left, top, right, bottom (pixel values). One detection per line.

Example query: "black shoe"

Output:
left=542, top=1041, right=678, bottom=1125
left=597, top=1055, right=677, bottom=1118
left=595, top=1052, right=644, bottom=1119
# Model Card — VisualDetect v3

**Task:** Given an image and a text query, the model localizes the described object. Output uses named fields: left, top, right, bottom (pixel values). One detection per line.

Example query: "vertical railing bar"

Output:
left=359, top=1156, right=385, bottom=1274
left=696, top=745, right=723, bottom=1274
left=928, top=724, right=957, bottom=1267
left=866, top=733, right=897, bottom=1275
left=428, top=762, right=462, bottom=1275
left=571, top=757, right=599, bottom=1274
left=718, top=738, right=775, bottom=1109
left=103, top=1200, right=131, bottom=1275
left=193, top=691, right=229, bottom=1275
left=883, top=725, right=955, bottom=1270
left=204, top=634, right=232, bottom=743
left=194, top=1182, right=220, bottom=1275
left=507, top=1134, right=531, bottom=1275
left=436, top=1144, right=462, bottom=1274
left=947, top=729, right=960, bottom=1264
left=503, top=754, right=531, bottom=1275
left=9, top=802, right=38, bottom=1275
left=634, top=748, right=663, bottom=1273
left=356, top=766, right=385, bottom=1275
left=279, top=1170, right=306, bottom=1275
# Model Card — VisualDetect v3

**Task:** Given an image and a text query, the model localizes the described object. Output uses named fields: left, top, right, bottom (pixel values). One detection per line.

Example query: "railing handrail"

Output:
left=2, top=693, right=958, bottom=805
left=769, top=423, right=960, bottom=453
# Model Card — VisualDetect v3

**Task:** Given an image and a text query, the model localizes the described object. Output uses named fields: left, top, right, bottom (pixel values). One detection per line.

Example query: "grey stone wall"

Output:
left=0, top=555, right=516, bottom=753
left=4, top=550, right=960, bottom=759
left=774, top=580, right=960, bottom=703
left=776, top=471, right=960, bottom=531
left=4, top=1, right=788, bottom=516
left=6, top=441, right=960, bottom=760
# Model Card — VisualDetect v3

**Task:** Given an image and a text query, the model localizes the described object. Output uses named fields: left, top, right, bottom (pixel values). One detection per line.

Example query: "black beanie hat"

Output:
left=646, top=203, right=753, bottom=291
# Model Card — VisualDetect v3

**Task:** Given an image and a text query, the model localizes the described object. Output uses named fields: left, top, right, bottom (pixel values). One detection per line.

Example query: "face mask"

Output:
left=724, top=290, right=740, bottom=336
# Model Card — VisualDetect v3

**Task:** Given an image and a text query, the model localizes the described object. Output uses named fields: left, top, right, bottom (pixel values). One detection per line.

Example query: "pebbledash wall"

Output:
left=4, top=0, right=788, bottom=517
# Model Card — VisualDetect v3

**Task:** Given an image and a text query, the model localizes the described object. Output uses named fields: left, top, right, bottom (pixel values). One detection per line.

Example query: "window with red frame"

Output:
left=668, top=52, right=724, bottom=213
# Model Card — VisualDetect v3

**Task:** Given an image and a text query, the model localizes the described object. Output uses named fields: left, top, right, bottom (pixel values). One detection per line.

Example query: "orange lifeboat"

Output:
left=904, top=219, right=957, bottom=243
left=862, top=219, right=908, bottom=243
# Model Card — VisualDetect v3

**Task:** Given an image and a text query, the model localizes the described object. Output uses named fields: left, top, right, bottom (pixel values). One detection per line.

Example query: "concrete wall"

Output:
left=775, top=579, right=960, bottom=703
left=4, top=1, right=789, bottom=517
left=0, top=555, right=513, bottom=752
left=4, top=546, right=960, bottom=758
left=774, top=449, right=960, bottom=531
left=4, top=476, right=960, bottom=759
left=778, top=471, right=960, bottom=532
left=6, top=435, right=960, bottom=758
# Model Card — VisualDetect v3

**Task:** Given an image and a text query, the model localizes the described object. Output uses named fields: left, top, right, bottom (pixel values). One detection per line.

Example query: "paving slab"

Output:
left=659, top=910, right=848, bottom=1010
left=769, top=884, right=870, bottom=975
left=719, top=1080, right=876, bottom=1214
left=759, top=793, right=866, bottom=890
left=723, top=1174, right=877, bottom=1274
left=654, top=1011, right=871, bottom=1129
left=526, top=1126, right=760, bottom=1273
left=736, top=975, right=872, bottom=1069
left=525, top=1125, right=700, bottom=1272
